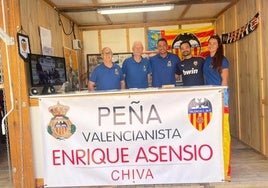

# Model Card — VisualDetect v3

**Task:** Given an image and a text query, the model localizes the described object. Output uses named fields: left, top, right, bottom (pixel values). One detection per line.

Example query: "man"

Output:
left=88, top=47, right=125, bottom=91
left=176, top=41, right=204, bottom=86
left=122, top=41, right=151, bottom=89
left=150, top=38, right=180, bottom=87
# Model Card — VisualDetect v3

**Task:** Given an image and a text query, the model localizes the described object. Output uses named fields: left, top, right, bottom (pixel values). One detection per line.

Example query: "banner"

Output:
left=40, top=88, right=225, bottom=187
left=147, top=25, right=214, bottom=57
left=222, top=13, right=259, bottom=44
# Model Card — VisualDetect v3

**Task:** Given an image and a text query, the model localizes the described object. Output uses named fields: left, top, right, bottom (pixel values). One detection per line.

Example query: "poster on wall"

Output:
left=39, top=26, right=53, bottom=55
left=63, top=47, right=79, bottom=90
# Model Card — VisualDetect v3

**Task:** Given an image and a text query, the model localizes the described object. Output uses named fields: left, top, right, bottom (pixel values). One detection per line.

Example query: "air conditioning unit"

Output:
left=72, top=39, right=82, bottom=50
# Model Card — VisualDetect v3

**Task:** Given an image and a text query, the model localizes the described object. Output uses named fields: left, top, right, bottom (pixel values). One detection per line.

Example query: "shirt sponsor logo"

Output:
left=183, top=68, right=198, bottom=75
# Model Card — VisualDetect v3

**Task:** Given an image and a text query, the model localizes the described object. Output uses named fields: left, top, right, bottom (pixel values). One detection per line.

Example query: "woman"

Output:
left=204, top=35, right=231, bottom=179
left=203, top=35, right=229, bottom=86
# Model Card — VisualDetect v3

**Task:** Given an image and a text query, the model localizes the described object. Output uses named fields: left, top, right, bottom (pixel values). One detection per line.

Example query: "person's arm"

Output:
left=221, top=68, right=229, bottom=86
left=120, top=80, right=126, bottom=89
left=175, top=60, right=181, bottom=80
left=88, top=81, right=96, bottom=91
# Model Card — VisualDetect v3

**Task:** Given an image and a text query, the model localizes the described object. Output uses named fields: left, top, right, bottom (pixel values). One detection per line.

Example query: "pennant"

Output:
left=222, top=12, right=259, bottom=44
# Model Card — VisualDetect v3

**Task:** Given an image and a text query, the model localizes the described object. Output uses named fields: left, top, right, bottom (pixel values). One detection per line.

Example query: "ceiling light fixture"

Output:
left=97, top=4, right=174, bottom=15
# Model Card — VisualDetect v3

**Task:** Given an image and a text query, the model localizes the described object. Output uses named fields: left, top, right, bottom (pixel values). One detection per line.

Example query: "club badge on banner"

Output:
left=39, top=88, right=226, bottom=187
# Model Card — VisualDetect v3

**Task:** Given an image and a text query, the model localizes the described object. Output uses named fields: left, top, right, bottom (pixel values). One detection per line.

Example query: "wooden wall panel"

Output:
left=236, top=0, right=252, bottom=143
left=33, top=0, right=64, bottom=56
left=215, top=15, right=223, bottom=34
left=1, top=0, right=35, bottom=187
left=20, top=0, right=41, bottom=53
left=260, top=0, right=268, bottom=155
left=236, top=0, right=261, bottom=150
left=237, top=36, right=251, bottom=141
left=19, top=0, right=85, bottom=88
left=217, top=0, right=263, bottom=153
left=215, top=15, right=241, bottom=138
left=221, top=6, right=240, bottom=138
left=19, top=0, right=80, bottom=56
left=101, top=29, right=127, bottom=52
left=39, top=0, right=63, bottom=56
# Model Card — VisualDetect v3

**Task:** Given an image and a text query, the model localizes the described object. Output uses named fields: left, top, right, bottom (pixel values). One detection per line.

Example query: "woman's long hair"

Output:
left=209, top=35, right=224, bottom=72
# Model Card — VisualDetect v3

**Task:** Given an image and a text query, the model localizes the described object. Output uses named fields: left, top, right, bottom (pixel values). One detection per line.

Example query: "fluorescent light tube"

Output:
left=97, top=4, right=174, bottom=14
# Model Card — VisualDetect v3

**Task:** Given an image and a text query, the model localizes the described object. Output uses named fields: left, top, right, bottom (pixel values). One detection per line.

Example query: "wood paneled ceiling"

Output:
left=44, top=0, right=238, bottom=30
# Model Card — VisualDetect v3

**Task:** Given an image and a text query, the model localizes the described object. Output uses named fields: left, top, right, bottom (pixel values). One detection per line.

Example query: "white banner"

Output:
left=40, top=89, right=224, bottom=187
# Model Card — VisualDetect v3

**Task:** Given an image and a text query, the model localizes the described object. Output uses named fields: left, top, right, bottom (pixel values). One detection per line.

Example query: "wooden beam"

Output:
left=126, top=28, right=130, bottom=52
left=79, top=18, right=216, bottom=31
left=98, top=30, right=102, bottom=52
left=103, top=15, right=113, bottom=25
left=51, top=0, right=236, bottom=12
left=257, top=0, right=266, bottom=155
left=179, top=5, right=191, bottom=19
left=143, top=12, right=147, bottom=23
left=215, top=0, right=240, bottom=18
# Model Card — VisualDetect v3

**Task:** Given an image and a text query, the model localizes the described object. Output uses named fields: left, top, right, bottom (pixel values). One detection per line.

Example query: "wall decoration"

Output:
left=222, top=12, right=259, bottom=44
left=63, top=47, right=79, bottom=90
left=86, top=52, right=132, bottom=80
left=39, top=26, right=53, bottom=55
left=147, top=25, right=215, bottom=58
left=172, top=33, right=201, bottom=54
left=17, top=33, right=31, bottom=61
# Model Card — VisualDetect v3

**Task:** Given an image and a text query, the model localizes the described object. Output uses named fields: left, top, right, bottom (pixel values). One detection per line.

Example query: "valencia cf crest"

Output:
left=115, top=68, right=119, bottom=75
left=47, top=102, right=76, bottom=140
left=143, top=65, right=147, bottom=72
left=188, top=98, right=212, bottom=131
left=171, top=33, right=201, bottom=54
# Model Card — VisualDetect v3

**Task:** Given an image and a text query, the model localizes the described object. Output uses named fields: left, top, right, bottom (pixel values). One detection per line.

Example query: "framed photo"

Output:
left=86, top=52, right=132, bottom=80
left=17, top=33, right=31, bottom=61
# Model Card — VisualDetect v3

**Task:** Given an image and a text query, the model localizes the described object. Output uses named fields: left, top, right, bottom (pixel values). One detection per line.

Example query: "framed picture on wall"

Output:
left=86, top=52, right=132, bottom=79
left=63, top=47, right=79, bottom=89
left=17, top=33, right=31, bottom=61
left=86, top=54, right=102, bottom=79
left=113, top=53, right=132, bottom=67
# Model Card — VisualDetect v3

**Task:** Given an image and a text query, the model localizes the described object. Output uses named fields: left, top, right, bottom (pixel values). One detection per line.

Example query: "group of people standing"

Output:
left=88, top=34, right=229, bottom=91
